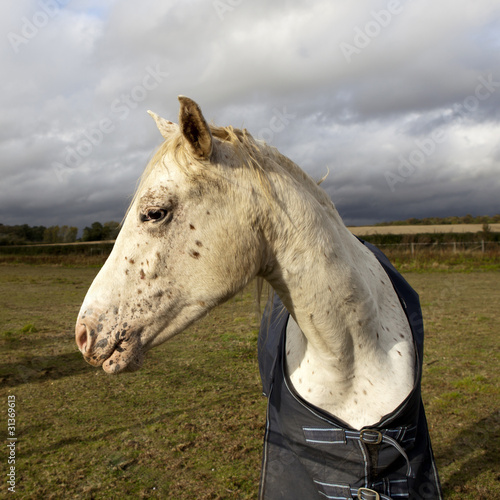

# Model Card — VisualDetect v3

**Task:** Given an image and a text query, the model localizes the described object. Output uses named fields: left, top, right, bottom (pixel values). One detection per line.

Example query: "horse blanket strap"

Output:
left=257, top=241, right=443, bottom=500
left=303, top=426, right=415, bottom=477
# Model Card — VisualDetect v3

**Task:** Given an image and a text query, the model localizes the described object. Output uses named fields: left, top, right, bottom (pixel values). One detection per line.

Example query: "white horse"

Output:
left=76, top=97, right=444, bottom=498
left=76, top=96, right=414, bottom=429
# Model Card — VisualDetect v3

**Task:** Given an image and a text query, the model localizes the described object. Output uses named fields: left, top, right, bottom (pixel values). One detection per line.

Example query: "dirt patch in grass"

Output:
left=0, top=265, right=498, bottom=498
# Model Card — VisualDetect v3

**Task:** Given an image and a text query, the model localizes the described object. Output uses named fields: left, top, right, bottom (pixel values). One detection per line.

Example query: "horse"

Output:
left=75, top=96, right=442, bottom=499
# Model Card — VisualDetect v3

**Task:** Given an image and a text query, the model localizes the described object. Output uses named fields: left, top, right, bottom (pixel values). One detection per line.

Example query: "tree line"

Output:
left=2, top=214, right=499, bottom=246
left=0, top=222, right=120, bottom=246
left=374, top=214, right=500, bottom=226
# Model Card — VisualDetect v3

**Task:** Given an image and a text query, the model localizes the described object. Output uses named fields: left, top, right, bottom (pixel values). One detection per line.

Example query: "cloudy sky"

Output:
left=1, top=0, right=500, bottom=232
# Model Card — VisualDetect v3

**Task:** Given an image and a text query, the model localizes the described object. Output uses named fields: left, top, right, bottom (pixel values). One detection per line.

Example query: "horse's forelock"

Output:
left=125, top=124, right=277, bottom=220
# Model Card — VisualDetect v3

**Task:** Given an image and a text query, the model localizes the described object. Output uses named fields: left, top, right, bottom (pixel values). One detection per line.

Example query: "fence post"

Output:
left=411, top=242, right=414, bottom=257
left=453, top=242, right=457, bottom=253
left=482, top=240, right=485, bottom=253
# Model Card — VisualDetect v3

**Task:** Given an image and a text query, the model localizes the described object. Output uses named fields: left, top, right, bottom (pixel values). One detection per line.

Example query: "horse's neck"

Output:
left=263, top=180, right=415, bottom=429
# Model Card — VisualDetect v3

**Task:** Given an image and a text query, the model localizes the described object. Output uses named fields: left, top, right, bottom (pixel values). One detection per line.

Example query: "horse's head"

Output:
left=75, top=96, right=272, bottom=373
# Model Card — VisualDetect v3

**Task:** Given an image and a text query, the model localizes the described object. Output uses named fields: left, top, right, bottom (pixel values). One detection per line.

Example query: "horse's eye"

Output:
left=141, top=209, right=167, bottom=223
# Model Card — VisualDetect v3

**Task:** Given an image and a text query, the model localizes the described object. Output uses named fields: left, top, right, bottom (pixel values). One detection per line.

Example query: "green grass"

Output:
left=408, top=272, right=500, bottom=499
left=0, top=264, right=499, bottom=498
left=380, top=248, right=500, bottom=272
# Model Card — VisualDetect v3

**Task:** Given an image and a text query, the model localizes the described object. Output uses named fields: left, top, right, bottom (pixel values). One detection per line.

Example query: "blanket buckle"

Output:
left=357, top=487, right=380, bottom=499
left=359, top=429, right=383, bottom=445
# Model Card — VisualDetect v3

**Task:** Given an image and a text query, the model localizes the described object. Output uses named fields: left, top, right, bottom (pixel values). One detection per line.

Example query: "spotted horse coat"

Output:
left=257, top=241, right=443, bottom=500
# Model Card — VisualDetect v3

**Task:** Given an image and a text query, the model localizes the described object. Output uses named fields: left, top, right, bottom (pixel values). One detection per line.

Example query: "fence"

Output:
left=0, top=241, right=115, bottom=257
left=1, top=239, right=499, bottom=260
left=374, top=240, right=500, bottom=257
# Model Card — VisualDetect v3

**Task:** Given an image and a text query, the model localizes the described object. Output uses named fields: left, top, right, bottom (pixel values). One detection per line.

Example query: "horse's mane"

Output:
left=127, top=125, right=274, bottom=218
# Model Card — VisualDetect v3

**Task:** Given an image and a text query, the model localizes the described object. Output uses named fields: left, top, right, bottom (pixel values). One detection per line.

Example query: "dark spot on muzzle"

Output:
left=115, top=329, right=128, bottom=341
left=95, top=338, right=108, bottom=349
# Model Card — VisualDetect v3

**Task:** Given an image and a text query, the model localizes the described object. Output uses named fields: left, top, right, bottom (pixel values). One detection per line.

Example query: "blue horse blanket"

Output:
left=258, top=241, right=442, bottom=499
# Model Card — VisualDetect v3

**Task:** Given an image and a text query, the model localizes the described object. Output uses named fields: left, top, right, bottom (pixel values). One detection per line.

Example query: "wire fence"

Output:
left=375, top=240, right=500, bottom=256
left=1, top=239, right=500, bottom=260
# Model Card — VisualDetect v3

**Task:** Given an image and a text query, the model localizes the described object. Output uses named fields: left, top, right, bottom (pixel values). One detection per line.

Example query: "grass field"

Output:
left=1, top=261, right=499, bottom=499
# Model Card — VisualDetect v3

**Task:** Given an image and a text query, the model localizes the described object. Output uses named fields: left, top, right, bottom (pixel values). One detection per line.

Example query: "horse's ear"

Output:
left=147, top=110, right=179, bottom=139
left=178, top=95, right=213, bottom=160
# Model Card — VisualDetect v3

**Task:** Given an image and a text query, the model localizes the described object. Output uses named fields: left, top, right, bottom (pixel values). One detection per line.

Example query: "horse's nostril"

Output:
left=75, top=323, right=88, bottom=352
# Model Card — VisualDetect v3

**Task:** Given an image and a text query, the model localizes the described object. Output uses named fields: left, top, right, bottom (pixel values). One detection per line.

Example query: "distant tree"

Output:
left=18, top=224, right=31, bottom=240
left=59, top=225, right=78, bottom=243
left=28, top=226, right=46, bottom=242
left=481, top=223, right=493, bottom=241
left=102, top=221, right=120, bottom=240
left=43, top=226, right=60, bottom=243
left=82, top=222, right=104, bottom=242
